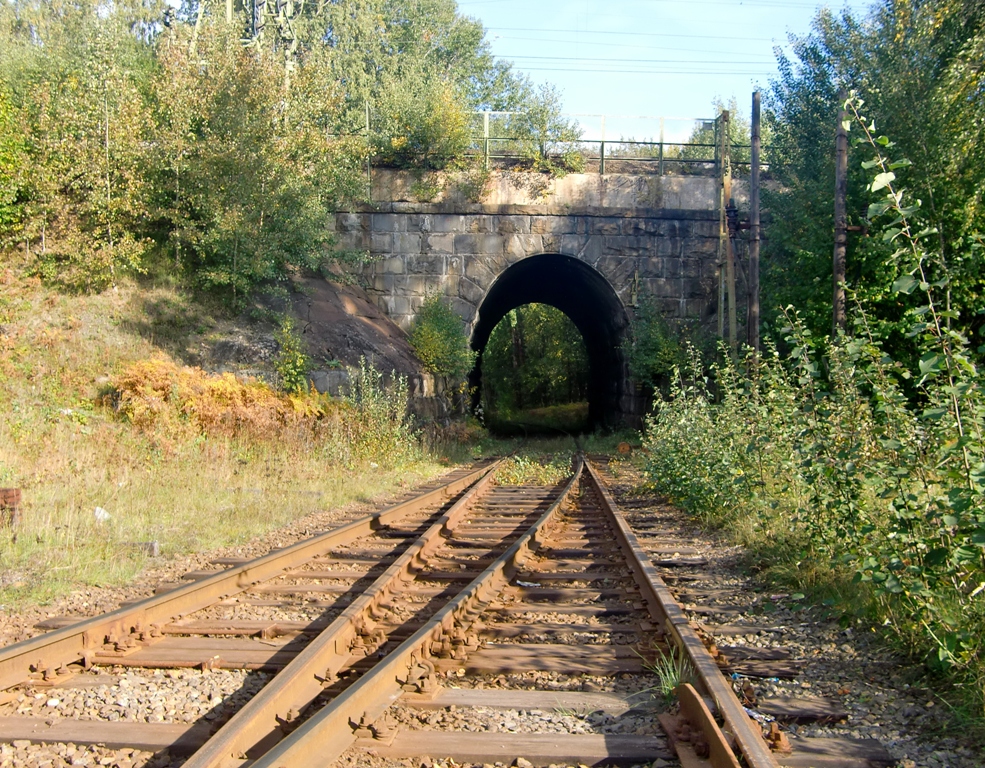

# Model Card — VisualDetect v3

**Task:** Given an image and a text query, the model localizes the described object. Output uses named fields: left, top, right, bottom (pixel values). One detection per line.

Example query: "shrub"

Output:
left=642, top=96, right=985, bottom=720
left=112, top=357, right=327, bottom=442
left=0, top=87, right=24, bottom=240
left=408, top=295, right=475, bottom=380
left=624, top=297, right=689, bottom=395
left=110, top=356, right=419, bottom=470
left=274, top=316, right=312, bottom=395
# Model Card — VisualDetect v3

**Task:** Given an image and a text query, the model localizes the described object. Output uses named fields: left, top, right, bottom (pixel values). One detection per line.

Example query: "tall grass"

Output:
left=0, top=271, right=441, bottom=607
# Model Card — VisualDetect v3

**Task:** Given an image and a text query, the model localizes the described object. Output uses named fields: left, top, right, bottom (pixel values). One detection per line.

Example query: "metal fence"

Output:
left=459, top=111, right=758, bottom=176
left=349, top=109, right=762, bottom=178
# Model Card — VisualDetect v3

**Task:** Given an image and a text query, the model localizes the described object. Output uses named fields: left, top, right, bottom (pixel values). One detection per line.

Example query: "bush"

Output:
left=408, top=295, right=475, bottom=380
left=624, top=297, right=689, bottom=395
left=112, top=357, right=328, bottom=442
left=0, top=87, right=24, bottom=240
left=274, top=316, right=312, bottom=395
left=110, top=356, right=418, bottom=469
left=642, top=100, right=985, bottom=721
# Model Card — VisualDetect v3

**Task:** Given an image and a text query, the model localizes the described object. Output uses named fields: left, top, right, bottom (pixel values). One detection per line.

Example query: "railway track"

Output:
left=0, top=455, right=909, bottom=767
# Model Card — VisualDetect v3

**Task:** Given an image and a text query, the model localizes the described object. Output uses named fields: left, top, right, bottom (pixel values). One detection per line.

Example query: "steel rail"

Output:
left=249, top=457, right=585, bottom=768
left=183, top=462, right=503, bottom=768
left=0, top=463, right=496, bottom=692
left=583, top=459, right=779, bottom=768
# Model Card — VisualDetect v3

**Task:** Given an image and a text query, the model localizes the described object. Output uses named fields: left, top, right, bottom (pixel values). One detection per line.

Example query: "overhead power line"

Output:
left=507, top=55, right=774, bottom=65
left=462, top=0, right=856, bottom=10
left=515, top=67, right=774, bottom=76
left=485, top=24, right=777, bottom=42
left=493, top=33, right=781, bottom=56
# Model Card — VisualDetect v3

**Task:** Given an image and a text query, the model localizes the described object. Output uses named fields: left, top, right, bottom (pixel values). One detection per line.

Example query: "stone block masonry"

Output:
left=330, top=169, right=735, bottom=427
left=337, top=170, right=726, bottom=335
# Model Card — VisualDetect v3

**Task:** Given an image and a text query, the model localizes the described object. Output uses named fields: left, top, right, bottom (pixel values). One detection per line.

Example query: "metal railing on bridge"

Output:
left=343, top=108, right=763, bottom=178
left=463, top=110, right=760, bottom=177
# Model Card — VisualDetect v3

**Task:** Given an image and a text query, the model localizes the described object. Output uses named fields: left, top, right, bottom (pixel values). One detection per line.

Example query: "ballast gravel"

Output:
left=0, top=472, right=458, bottom=768
left=1, top=668, right=267, bottom=725
left=3, top=458, right=982, bottom=767
left=596, top=455, right=982, bottom=768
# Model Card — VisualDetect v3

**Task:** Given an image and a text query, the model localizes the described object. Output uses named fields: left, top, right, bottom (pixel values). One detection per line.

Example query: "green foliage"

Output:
left=505, top=84, right=584, bottom=175
left=762, top=1, right=985, bottom=360
left=274, top=316, right=312, bottom=394
left=670, top=98, right=751, bottom=172
left=495, top=454, right=571, bottom=486
left=481, top=304, right=589, bottom=418
left=624, top=297, right=689, bottom=395
left=642, top=109, right=985, bottom=717
left=147, top=20, right=367, bottom=304
left=373, top=81, right=472, bottom=170
left=0, top=0, right=157, bottom=289
left=0, top=0, right=562, bottom=302
left=409, top=295, right=475, bottom=380
left=641, top=646, right=692, bottom=705
left=342, top=360, right=420, bottom=468
left=0, top=86, right=24, bottom=239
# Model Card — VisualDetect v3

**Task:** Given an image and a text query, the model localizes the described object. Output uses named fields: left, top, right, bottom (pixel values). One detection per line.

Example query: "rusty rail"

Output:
left=0, top=463, right=497, bottom=692
left=247, top=457, right=585, bottom=767
left=583, top=459, right=779, bottom=768
left=182, top=463, right=503, bottom=767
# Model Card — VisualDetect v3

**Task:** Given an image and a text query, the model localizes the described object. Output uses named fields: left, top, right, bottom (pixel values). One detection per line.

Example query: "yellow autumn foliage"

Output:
left=111, top=357, right=345, bottom=442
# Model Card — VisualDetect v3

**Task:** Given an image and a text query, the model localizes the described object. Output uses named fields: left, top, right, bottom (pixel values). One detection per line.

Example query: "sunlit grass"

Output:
left=0, top=271, right=442, bottom=607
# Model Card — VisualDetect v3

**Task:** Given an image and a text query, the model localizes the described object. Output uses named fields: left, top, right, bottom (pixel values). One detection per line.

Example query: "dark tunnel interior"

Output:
left=469, top=253, right=630, bottom=429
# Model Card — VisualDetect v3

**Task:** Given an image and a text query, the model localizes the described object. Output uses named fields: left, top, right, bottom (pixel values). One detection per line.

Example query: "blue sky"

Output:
left=457, top=0, right=875, bottom=140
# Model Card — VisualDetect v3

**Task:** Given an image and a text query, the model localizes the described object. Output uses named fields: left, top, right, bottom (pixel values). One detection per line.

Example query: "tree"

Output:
left=147, top=19, right=365, bottom=303
left=0, top=86, right=24, bottom=240
left=0, top=0, right=160, bottom=289
left=505, top=84, right=583, bottom=174
left=762, top=1, right=985, bottom=360
left=0, top=0, right=578, bottom=302
left=481, top=304, right=588, bottom=415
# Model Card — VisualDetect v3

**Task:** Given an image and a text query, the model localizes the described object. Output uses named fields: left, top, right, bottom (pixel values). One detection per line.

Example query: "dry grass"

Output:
left=0, top=268, right=443, bottom=607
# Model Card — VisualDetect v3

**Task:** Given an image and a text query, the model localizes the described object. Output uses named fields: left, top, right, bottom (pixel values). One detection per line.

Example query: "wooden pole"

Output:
left=833, top=94, right=848, bottom=335
left=722, top=112, right=737, bottom=354
left=717, top=112, right=727, bottom=340
left=748, top=91, right=761, bottom=352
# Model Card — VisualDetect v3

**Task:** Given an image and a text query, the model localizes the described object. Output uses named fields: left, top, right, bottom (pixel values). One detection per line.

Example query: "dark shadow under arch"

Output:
left=470, top=253, right=630, bottom=429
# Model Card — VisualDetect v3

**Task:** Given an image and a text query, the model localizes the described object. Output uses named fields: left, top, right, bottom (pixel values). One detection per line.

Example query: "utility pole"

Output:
left=748, top=91, right=761, bottom=353
left=716, top=111, right=728, bottom=341
left=722, top=112, right=737, bottom=354
left=833, top=93, right=848, bottom=335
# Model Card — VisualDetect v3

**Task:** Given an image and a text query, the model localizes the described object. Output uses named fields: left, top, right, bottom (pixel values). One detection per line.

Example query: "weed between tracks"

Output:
left=0, top=273, right=441, bottom=608
left=637, top=645, right=693, bottom=705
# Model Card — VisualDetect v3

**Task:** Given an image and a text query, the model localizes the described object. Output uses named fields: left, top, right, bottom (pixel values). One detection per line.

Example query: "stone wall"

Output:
left=331, top=170, right=736, bottom=333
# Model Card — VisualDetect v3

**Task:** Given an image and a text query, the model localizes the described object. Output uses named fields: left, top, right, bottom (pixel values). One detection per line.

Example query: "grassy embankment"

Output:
left=0, top=268, right=446, bottom=608
left=640, top=341, right=985, bottom=732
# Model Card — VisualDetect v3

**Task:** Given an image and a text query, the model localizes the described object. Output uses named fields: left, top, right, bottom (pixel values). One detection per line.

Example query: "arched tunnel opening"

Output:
left=469, top=253, right=630, bottom=432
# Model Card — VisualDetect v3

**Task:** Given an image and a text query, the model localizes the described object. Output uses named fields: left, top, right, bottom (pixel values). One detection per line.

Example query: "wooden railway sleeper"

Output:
left=0, top=463, right=496, bottom=694
left=246, top=460, right=585, bottom=768
left=584, top=460, right=777, bottom=768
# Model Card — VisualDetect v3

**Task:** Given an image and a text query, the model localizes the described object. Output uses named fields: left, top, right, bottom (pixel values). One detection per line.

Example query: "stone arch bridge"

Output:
left=331, top=170, right=742, bottom=427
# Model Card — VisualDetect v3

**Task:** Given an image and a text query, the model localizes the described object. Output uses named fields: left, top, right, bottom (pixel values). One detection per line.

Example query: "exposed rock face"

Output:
left=289, top=276, right=421, bottom=377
